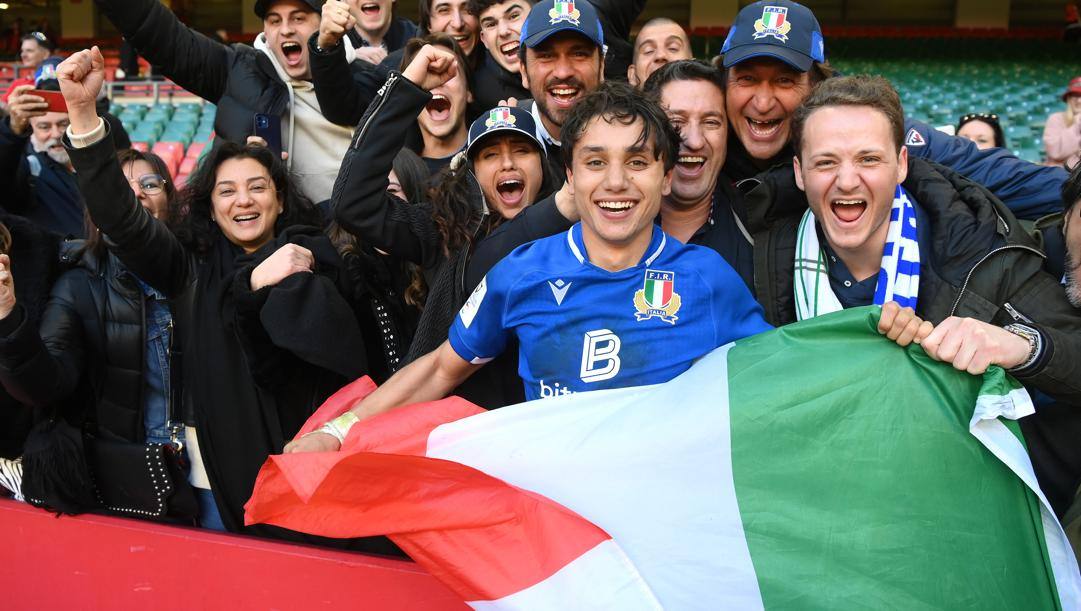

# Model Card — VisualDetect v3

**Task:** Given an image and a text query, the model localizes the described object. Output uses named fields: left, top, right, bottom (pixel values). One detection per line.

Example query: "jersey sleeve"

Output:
left=701, top=252, right=773, bottom=345
left=448, top=270, right=513, bottom=365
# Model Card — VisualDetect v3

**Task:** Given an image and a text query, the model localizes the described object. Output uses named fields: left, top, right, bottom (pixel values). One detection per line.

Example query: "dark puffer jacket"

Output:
left=743, top=157, right=1081, bottom=404
left=0, top=245, right=156, bottom=444
left=93, top=0, right=382, bottom=143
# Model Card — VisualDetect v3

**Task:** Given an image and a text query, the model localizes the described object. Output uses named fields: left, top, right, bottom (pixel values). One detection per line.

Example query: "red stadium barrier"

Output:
left=0, top=499, right=466, bottom=610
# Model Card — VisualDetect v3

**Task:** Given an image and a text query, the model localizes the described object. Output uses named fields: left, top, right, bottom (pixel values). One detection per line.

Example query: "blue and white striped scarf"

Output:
left=794, top=185, right=921, bottom=321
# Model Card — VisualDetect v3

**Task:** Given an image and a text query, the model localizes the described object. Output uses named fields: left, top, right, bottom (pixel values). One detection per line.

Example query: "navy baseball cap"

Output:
left=254, top=0, right=323, bottom=19
left=466, top=106, right=546, bottom=158
left=34, top=57, right=63, bottom=87
left=520, top=0, right=604, bottom=50
left=721, top=1, right=825, bottom=72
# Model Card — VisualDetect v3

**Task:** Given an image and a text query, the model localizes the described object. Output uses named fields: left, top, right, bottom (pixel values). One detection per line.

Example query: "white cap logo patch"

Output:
left=905, top=128, right=927, bottom=147
left=549, top=0, right=581, bottom=26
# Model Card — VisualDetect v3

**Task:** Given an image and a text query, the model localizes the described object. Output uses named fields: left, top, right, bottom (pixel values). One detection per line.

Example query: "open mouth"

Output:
left=360, top=2, right=381, bottom=16
left=676, top=155, right=706, bottom=176
left=234, top=212, right=261, bottom=226
left=830, top=199, right=867, bottom=224
left=451, top=34, right=472, bottom=49
left=745, top=117, right=783, bottom=140
left=495, top=177, right=525, bottom=208
left=281, top=41, right=303, bottom=67
left=548, top=86, right=580, bottom=109
left=425, top=94, right=452, bottom=121
left=596, top=199, right=637, bottom=218
left=499, top=41, right=520, bottom=62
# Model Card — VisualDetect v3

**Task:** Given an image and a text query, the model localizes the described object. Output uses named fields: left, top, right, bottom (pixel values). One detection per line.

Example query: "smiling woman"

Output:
left=56, top=45, right=373, bottom=542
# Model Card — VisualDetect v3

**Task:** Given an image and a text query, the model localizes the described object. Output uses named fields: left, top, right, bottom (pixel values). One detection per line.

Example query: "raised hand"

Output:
left=5, top=84, right=48, bottom=136
left=318, top=0, right=356, bottom=50
left=249, top=243, right=315, bottom=291
left=0, top=255, right=17, bottom=321
left=402, top=44, right=459, bottom=92
left=56, top=46, right=106, bottom=135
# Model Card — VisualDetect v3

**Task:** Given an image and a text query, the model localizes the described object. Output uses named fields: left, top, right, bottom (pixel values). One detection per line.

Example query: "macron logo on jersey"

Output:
left=548, top=279, right=572, bottom=305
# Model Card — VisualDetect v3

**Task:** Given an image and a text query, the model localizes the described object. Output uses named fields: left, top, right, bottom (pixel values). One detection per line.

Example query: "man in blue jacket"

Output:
left=718, top=0, right=1066, bottom=220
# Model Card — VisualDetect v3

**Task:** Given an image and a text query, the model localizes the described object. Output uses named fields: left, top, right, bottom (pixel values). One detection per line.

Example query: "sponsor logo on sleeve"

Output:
left=904, top=128, right=927, bottom=147
left=458, top=276, right=487, bottom=329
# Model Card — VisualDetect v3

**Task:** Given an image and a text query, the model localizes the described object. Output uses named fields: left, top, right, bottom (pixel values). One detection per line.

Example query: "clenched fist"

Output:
left=318, top=0, right=356, bottom=50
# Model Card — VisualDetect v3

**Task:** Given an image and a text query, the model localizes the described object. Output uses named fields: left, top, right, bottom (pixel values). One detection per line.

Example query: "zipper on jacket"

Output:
left=1003, top=302, right=1035, bottom=324
left=352, top=72, right=399, bottom=149
left=165, top=318, right=183, bottom=453
left=948, top=244, right=1046, bottom=316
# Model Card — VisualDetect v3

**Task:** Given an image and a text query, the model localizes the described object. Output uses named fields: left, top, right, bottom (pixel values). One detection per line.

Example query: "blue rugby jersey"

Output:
left=449, top=223, right=772, bottom=401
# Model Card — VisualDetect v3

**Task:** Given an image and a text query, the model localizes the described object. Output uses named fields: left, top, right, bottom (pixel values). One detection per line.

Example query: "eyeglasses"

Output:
left=129, top=174, right=167, bottom=195
left=959, top=112, right=1000, bottom=125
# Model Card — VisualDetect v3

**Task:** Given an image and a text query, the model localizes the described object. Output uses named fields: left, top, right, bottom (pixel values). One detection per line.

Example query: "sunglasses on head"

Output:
left=29, top=31, right=48, bottom=44
left=960, top=112, right=1000, bottom=125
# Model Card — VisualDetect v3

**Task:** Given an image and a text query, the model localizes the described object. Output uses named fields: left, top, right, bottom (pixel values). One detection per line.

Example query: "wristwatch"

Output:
left=1002, top=323, right=1042, bottom=371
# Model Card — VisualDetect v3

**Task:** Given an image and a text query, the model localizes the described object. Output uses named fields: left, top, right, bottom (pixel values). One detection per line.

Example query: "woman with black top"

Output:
left=55, top=47, right=369, bottom=537
left=332, top=42, right=557, bottom=407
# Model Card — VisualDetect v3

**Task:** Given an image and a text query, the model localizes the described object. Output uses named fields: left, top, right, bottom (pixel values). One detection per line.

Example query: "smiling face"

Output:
left=418, top=53, right=472, bottom=143
left=568, top=115, right=671, bottom=266
left=628, top=21, right=691, bottom=88
left=472, top=134, right=544, bottom=219
left=264, top=0, right=321, bottom=80
left=31, top=111, right=70, bottom=166
left=351, top=0, right=394, bottom=38
left=521, top=31, right=603, bottom=138
left=726, top=57, right=812, bottom=164
left=20, top=39, right=49, bottom=69
left=210, top=157, right=284, bottom=253
left=794, top=105, right=908, bottom=278
left=428, top=0, right=479, bottom=56
left=659, top=79, right=727, bottom=209
left=124, top=159, right=170, bottom=221
left=478, top=0, right=529, bottom=73
left=957, top=119, right=996, bottom=150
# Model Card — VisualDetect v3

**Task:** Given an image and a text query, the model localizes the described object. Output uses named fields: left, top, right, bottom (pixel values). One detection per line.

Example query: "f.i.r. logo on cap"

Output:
left=484, top=107, right=516, bottom=129
left=549, top=0, right=581, bottom=26
left=753, top=6, right=792, bottom=42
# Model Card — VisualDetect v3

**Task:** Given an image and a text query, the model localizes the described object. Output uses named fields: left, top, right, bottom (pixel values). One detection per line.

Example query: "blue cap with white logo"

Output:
left=466, top=106, right=546, bottom=158
left=33, top=57, right=63, bottom=87
left=721, top=1, right=825, bottom=72
left=520, top=0, right=604, bottom=50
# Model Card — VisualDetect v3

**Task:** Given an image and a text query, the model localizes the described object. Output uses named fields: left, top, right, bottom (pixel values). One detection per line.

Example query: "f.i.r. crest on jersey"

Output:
left=634, top=270, right=681, bottom=324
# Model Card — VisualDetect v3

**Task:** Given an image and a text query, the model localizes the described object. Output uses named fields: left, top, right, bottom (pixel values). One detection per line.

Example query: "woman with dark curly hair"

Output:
left=54, top=47, right=370, bottom=538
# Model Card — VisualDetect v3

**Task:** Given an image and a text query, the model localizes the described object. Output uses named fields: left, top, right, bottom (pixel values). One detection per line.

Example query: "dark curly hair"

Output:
left=561, top=81, right=681, bottom=173
left=170, top=141, right=322, bottom=255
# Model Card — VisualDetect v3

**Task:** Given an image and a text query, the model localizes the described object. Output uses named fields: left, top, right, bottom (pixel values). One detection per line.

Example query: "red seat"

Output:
left=179, top=157, right=198, bottom=176
left=131, top=141, right=149, bottom=152
left=174, top=173, right=190, bottom=189
left=185, top=142, right=206, bottom=159
left=151, top=141, right=184, bottom=177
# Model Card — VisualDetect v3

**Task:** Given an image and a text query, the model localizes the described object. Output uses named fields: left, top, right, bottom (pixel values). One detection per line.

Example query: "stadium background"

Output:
left=1, top=0, right=1075, bottom=165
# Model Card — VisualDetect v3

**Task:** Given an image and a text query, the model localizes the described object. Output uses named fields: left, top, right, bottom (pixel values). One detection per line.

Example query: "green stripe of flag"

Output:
left=727, top=307, right=1065, bottom=609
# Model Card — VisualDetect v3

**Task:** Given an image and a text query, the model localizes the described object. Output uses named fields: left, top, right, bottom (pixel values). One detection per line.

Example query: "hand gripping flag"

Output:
left=246, top=307, right=1081, bottom=610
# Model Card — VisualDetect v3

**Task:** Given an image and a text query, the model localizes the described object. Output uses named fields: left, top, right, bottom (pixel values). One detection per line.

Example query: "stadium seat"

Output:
left=179, top=157, right=198, bottom=176
left=151, top=141, right=184, bottom=176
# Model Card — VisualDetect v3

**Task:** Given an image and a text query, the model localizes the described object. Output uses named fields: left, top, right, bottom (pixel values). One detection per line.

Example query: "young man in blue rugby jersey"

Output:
left=286, top=50, right=771, bottom=453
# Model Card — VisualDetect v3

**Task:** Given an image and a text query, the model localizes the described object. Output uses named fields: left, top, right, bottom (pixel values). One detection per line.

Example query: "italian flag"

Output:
left=245, top=307, right=1080, bottom=609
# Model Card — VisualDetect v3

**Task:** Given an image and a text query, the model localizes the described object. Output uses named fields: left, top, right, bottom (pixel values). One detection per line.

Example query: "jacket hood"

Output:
left=253, top=32, right=359, bottom=84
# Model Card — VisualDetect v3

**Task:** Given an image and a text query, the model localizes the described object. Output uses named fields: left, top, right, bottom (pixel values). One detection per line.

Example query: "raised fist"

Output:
left=318, top=0, right=356, bottom=50
left=56, top=46, right=106, bottom=112
left=402, top=44, right=459, bottom=92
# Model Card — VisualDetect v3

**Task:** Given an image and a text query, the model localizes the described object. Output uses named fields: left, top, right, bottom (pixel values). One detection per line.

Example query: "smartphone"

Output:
left=29, top=89, right=67, bottom=113
left=253, top=113, right=282, bottom=156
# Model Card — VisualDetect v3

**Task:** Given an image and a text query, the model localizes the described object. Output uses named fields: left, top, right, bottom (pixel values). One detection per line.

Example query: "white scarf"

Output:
left=794, top=185, right=921, bottom=320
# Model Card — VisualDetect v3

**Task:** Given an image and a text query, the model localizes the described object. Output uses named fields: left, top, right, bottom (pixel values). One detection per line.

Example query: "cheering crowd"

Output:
left=0, top=0, right=1080, bottom=560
